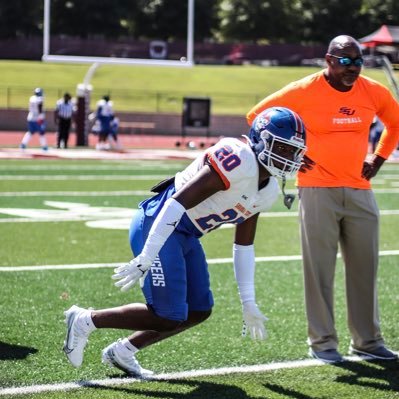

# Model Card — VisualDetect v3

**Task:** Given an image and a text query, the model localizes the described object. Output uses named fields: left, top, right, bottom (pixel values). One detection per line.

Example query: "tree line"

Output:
left=1, top=0, right=399, bottom=44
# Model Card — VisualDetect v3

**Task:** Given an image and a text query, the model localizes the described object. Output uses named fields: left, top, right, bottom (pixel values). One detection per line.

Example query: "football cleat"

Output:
left=102, top=339, right=154, bottom=378
left=63, top=305, right=91, bottom=367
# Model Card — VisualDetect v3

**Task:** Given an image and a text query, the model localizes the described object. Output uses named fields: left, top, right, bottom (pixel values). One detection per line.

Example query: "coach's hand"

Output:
left=112, top=254, right=152, bottom=292
left=241, top=301, right=268, bottom=340
left=362, top=154, right=385, bottom=180
left=299, top=155, right=315, bottom=173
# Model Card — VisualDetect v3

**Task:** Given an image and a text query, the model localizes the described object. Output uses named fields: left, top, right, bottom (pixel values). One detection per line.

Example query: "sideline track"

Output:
left=0, top=356, right=367, bottom=396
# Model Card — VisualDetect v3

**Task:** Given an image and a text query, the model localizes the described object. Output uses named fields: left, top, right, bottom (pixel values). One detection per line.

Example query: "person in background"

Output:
left=54, top=92, right=74, bottom=149
left=369, top=116, right=385, bottom=153
left=108, top=116, right=121, bottom=150
left=62, top=107, right=312, bottom=377
left=95, top=95, right=114, bottom=150
left=247, top=35, right=399, bottom=364
left=20, top=88, right=47, bottom=151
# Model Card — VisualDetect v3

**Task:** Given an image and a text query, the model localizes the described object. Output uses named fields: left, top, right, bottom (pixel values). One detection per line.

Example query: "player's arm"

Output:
left=173, top=164, right=226, bottom=208
left=235, top=213, right=258, bottom=245
left=113, top=164, right=226, bottom=291
left=37, top=102, right=45, bottom=124
left=233, top=214, right=268, bottom=340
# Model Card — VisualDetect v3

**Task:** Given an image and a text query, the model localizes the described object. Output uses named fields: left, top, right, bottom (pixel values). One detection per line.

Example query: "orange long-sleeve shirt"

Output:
left=247, top=71, right=399, bottom=189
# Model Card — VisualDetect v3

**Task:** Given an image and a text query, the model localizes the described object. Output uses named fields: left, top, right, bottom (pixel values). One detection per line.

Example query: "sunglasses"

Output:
left=327, top=54, right=364, bottom=67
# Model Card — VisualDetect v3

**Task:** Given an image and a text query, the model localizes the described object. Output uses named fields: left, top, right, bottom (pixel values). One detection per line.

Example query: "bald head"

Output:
left=324, top=35, right=363, bottom=91
left=327, top=35, right=362, bottom=55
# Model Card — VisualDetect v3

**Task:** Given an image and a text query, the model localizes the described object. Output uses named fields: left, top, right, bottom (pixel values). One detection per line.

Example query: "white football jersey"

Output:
left=174, top=137, right=279, bottom=234
left=27, top=95, right=44, bottom=122
left=97, top=99, right=114, bottom=117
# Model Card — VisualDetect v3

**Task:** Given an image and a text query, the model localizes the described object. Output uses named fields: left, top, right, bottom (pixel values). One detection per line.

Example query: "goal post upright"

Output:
left=42, top=0, right=195, bottom=146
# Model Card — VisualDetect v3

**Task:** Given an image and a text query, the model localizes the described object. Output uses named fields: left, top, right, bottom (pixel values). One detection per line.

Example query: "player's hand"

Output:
left=112, top=255, right=152, bottom=292
left=299, top=155, right=315, bottom=173
left=37, top=113, right=45, bottom=125
left=241, top=301, right=268, bottom=340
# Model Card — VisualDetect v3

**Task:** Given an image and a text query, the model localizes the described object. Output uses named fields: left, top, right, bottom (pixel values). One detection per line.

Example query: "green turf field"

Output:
left=0, top=158, right=398, bottom=398
left=0, top=60, right=397, bottom=115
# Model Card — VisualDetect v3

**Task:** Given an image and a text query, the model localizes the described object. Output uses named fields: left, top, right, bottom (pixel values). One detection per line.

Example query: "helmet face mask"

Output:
left=249, top=107, right=307, bottom=179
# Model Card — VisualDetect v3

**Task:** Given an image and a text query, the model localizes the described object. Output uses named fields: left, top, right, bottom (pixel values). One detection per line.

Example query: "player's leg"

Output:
left=64, top=119, right=71, bottom=148
left=57, top=133, right=61, bottom=148
left=38, top=123, right=48, bottom=150
left=108, top=133, right=117, bottom=149
left=63, top=203, right=189, bottom=375
left=56, top=122, right=61, bottom=148
left=58, top=119, right=64, bottom=148
left=20, top=122, right=35, bottom=148
left=100, top=212, right=194, bottom=376
left=123, top=234, right=213, bottom=349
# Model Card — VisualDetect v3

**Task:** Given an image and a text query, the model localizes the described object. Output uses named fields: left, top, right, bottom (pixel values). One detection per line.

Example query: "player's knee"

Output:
left=154, top=316, right=182, bottom=332
left=186, top=309, right=212, bottom=327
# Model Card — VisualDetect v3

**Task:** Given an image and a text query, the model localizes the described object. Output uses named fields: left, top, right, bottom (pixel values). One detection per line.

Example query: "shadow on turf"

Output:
left=333, top=359, right=399, bottom=393
left=263, top=383, right=315, bottom=398
left=261, top=360, right=399, bottom=398
left=0, top=341, right=38, bottom=360
left=81, top=379, right=258, bottom=398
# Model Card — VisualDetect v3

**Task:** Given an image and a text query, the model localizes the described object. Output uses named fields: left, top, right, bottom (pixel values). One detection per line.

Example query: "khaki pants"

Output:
left=298, top=187, right=384, bottom=352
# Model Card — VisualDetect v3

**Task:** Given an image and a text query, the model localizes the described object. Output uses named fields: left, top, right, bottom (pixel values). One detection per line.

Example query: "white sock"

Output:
left=120, top=338, right=139, bottom=354
left=39, top=135, right=48, bottom=148
left=77, top=310, right=96, bottom=334
left=21, top=132, right=32, bottom=146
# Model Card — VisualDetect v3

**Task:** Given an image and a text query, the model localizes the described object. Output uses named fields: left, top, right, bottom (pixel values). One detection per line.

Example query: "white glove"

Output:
left=112, top=254, right=152, bottom=292
left=242, top=301, right=268, bottom=340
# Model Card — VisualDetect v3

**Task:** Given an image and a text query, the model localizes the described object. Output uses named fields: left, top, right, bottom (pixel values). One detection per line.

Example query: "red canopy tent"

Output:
left=359, top=25, right=399, bottom=99
left=359, top=25, right=399, bottom=47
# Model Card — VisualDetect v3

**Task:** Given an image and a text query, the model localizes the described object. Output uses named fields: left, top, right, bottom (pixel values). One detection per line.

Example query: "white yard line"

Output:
left=8, top=173, right=399, bottom=181
left=0, top=356, right=366, bottom=396
left=1, top=208, right=399, bottom=223
left=0, top=190, right=150, bottom=197
left=2, top=188, right=399, bottom=197
left=0, top=163, right=185, bottom=171
left=1, top=250, right=398, bottom=272
left=0, top=175, right=168, bottom=180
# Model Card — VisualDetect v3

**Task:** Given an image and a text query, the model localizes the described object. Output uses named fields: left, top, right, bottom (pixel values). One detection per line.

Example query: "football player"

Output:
left=20, top=88, right=48, bottom=151
left=95, top=95, right=114, bottom=150
left=63, top=107, right=313, bottom=377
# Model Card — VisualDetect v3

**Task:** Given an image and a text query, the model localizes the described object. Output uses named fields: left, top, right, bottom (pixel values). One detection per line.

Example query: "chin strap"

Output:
left=281, top=175, right=296, bottom=210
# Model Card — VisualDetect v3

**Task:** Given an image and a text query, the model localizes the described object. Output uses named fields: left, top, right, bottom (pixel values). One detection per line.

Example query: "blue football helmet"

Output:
left=34, top=87, right=43, bottom=96
left=248, top=107, right=307, bottom=179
